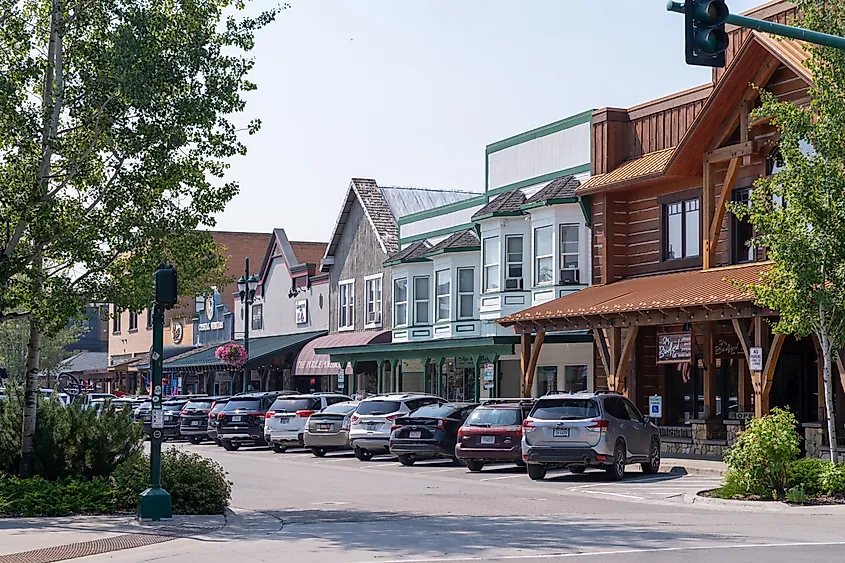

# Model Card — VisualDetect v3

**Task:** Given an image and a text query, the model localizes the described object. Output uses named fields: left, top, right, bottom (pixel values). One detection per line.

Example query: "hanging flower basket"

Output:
left=215, top=342, right=248, bottom=369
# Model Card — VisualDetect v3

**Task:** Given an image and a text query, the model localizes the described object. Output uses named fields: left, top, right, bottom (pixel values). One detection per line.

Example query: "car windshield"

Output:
left=270, top=398, right=319, bottom=412
left=210, top=401, right=228, bottom=414
left=465, top=408, right=522, bottom=426
left=322, top=403, right=357, bottom=415
left=137, top=402, right=152, bottom=411
left=184, top=400, right=213, bottom=410
left=410, top=404, right=458, bottom=418
left=224, top=398, right=261, bottom=412
left=356, top=400, right=401, bottom=415
left=162, top=403, right=185, bottom=411
left=532, top=399, right=599, bottom=420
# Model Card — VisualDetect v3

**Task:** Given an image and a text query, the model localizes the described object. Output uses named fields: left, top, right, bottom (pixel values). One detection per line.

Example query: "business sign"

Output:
left=483, top=363, right=495, bottom=382
left=337, top=369, right=345, bottom=385
left=296, top=300, right=308, bottom=324
left=198, top=321, right=224, bottom=331
left=649, top=395, right=663, bottom=418
left=656, top=332, right=692, bottom=364
left=749, top=346, right=764, bottom=371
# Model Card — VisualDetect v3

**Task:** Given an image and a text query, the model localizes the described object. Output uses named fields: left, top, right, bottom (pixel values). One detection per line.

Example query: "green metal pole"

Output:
left=376, top=359, right=384, bottom=394
left=398, top=361, right=404, bottom=392
left=423, top=357, right=431, bottom=394
left=242, top=257, right=250, bottom=393
left=474, top=357, right=481, bottom=402
left=666, top=1, right=845, bottom=51
left=436, top=359, right=444, bottom=398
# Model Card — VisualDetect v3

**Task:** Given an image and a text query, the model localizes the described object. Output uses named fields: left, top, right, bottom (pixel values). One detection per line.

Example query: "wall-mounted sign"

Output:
left=657, top=332, right=692, bottom=364
left=749, top=346, right=764, bottom=371
left=171, top=320, right=183, bottom=344
left=296, top=300, right=308, bottom=324
left=198, top=321, right=224, bottom=331
left=649, top=395, right=663, bottom=418
left=205, top=295, right=215, bottom=321
left=715, top=339, right=743, bottom=357
left=732, top=411, right=754, bottom=421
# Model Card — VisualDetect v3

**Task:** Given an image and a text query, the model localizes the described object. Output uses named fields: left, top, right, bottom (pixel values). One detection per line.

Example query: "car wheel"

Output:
left=606, top=442, right=626, bottom=481
left=527, top=464, right=547, bottom=481
left=641, top=439, right=661, bottom=474
left=466, top=460, right=484, bottom=472
left=515, top=458, right=526, bottom=467
left=311, top=447, right=327, bottom=457
left=221, top=440, right=240, bottom=452
left=451, top=456, right=465, bottom=466
left=214, top=438, right=222, bottom=447
left=354, top=448, right=373, bottom=461
left=271, top=443, right=287, bottom=454
left=569, top=466, right=586, bottom=474
left=188, top=436, right=203, bottom=445
left=398, top=454, right=416, bottom=466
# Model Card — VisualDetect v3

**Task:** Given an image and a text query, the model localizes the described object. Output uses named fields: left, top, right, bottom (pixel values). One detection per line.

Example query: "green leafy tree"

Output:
left=730, top=1, right=845, bottom=462
left=0, top=318, right=84, bottom=383
left=0, top=0, right=280, bottom=477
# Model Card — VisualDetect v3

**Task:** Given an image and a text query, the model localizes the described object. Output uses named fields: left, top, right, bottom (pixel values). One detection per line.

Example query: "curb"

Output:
left=668, top=465, right=726, bottom=478
left=683, top=492, right=845, bottom=514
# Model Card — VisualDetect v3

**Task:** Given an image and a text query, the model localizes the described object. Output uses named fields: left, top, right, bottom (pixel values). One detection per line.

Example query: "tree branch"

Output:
left=0, top=312, right=29, bottom=323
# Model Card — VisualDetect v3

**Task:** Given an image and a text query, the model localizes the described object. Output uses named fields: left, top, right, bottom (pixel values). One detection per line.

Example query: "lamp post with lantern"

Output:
left=237, top=257, right=259, bottom=393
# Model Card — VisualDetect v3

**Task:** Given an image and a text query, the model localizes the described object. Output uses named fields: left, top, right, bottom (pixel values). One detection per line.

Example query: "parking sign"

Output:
left=649, top=395, right=663, bottom=419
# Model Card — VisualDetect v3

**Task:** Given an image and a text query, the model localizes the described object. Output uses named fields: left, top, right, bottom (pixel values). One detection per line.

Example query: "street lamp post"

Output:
left=237, top=258, right=259, bottom=393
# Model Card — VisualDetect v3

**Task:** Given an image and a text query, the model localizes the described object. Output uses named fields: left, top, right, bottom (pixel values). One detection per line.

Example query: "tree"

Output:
left=0, top=0, right=280, bottom=477
left=730, top=1, right=845, bottom=462
left=0, top=318, right=84, bottom=383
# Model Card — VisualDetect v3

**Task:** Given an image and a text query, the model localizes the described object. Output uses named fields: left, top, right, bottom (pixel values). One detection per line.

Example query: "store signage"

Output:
left=715, top=339, right=742, bottom=357
left=171, top=320, right=183, bottom=344
left=483, top=363, right=495, bottom=382
left=732, top=411, right=754, bottom=421
left=297, top=359, right=341, bottom=370
left=296, top=300, right=308, bottom=324
left=749, top=347, right=764, bottom=371
left=649, top=395, right=663, bottom=418
left=205, top=296, right=215, bottom=321
left=656, top=332, right=692, bottom=364
left=198, top=321, right=224, bottom=331
left=337, top=369, right=345, bottom=385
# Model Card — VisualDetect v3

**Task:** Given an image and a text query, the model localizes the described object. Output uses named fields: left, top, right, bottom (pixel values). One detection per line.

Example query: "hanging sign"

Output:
left=296, top=300, right=308, bottom=324
left=749, top=347, right=764, bottom=371
left=656, top=332, right=692, bottom=364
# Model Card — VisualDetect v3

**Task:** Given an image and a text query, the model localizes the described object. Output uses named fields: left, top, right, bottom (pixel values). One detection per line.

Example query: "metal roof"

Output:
left=58, top=351, right=109, bottom=374
left=380, top=186, right=478, bottom=220
left=577, top=149, right=674, bottom=195
left=165, top=331, right=326, bottom=370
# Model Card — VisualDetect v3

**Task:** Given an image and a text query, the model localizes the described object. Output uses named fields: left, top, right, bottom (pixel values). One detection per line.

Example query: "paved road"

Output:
left=82, top=443, right=845, bottom=562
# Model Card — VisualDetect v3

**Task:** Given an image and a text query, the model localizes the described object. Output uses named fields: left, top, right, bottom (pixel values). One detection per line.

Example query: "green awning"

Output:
left=164, top=330, right=326, bottom=370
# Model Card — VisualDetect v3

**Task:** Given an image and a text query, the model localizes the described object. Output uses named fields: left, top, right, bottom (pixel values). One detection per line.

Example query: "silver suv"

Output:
left=521, top=391, right=660, bottom=481
left=349, top=393, right=446, bottom=461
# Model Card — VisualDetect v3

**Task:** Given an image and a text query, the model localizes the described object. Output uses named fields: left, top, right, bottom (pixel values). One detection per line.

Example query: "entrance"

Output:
left=769, top=352, right=816, bottom=424
left=663, top=358, right=703, bottom=425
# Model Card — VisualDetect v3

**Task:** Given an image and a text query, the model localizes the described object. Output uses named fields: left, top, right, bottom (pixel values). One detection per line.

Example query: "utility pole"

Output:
left=237, top=259, right=258, bottom=393
left=138, top=263, right=177, bottom=521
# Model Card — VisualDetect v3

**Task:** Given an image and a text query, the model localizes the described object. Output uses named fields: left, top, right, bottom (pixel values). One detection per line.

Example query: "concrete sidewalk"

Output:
left=663, top=456, right=726, bottom=477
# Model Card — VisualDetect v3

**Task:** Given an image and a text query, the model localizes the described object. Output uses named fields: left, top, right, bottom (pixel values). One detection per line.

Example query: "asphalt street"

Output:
left=81, top=443, right=845, bottom=562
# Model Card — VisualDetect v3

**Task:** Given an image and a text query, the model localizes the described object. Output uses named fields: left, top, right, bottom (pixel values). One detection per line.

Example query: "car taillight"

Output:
left=180, top=410, right=188, bottom=415
left=247, top=412, right=264, bottom=418
left=351, top=414, right=360, bottom=423
left=386, top=414, right=400, bottom=421
left=522, top=419, right=536, bottom=430
left=217, top=412, right=225, bottom=419
left=515, top=425, right=523, bottom=436
left=435, top=419, right=445, bottom=430
left=265, top=411, right=276, bottom=419
left=342, top=417, right=351, bottom=430
left=457, top=426, right=465, bottom=437
left=391, top=424, right=401, bottom=431
left=587, top=418, right=609, bottom=430
left=208, top=412, right=215, bottom=419
left=296, top=410, right=315, bottom=418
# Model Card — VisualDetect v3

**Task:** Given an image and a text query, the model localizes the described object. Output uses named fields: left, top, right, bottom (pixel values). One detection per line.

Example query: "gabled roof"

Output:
left=522, top=175, right=581, bottom=208
left=256, top=229, right=328, bottom=290
left=424, top=229, right=480, bottom=257
left=58, top=351, right=109, bottom=374
left=472, top=190, right=526, bottom=221
left=380, top=186, right=478, bottom=219
left=383, top=239, right=432, bottom=267
left=290, top=241, right=327, bottom=266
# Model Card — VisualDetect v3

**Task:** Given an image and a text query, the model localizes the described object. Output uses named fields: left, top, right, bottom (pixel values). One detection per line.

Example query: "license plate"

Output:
left=366, top=423, right=378, bottom=431
left=480, top=435, right=495, bottom=445
left=232, top=416, right=242, bottom=422
left=553, top=428, right=570, bottom=438
left=319, top=423, right=331, bottom=431
left=409, top=430, right=421, bottom=439
left=191, top=420, right=200, bottom=426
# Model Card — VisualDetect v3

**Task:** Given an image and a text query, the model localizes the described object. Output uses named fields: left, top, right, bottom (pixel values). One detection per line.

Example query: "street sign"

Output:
left=749, top=347, right=763, bottom=371
left=483, top=363, right=495, bottom=382
left=337, top=369, right=345, bottom=385
left=151, top=409, right=164, bottom=429
left=649, top=395, right=663, bottom=419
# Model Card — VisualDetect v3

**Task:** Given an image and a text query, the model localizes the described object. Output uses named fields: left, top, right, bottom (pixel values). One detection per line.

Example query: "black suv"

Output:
left=216, top=392, right=280, bottom=451
left=179, top=396, right=227, bottom=444
left=206, top=398, right=230, bottom=446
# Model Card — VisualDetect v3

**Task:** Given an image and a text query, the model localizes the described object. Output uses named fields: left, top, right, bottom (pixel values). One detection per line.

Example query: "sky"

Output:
left=214, top=0, right=765, bottom=242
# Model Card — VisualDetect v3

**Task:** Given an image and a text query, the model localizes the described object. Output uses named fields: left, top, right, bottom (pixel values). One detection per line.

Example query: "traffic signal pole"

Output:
left=667, top=1, right=845, bottom=52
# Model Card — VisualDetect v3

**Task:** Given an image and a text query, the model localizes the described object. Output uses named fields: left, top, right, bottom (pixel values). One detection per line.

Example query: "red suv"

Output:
left=455, top=399, right=535, bottom=472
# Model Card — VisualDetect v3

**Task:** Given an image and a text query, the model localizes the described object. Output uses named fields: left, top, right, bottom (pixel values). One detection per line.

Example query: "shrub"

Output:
left=112, top=450, right=231, bottom=515
left=787, top=458, right=826, bottom=497
left=820, top=462, right=845, bottom=495
left=0, top=475, right=115, bottom=517
left=785, top=485, right=808, bottom=504
left=723, top=408, right=800, bottom=498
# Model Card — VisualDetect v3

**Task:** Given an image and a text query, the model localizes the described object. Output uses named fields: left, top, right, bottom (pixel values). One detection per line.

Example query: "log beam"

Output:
left=594, top=328, right=612, bottom=388
left=524, top=331, right=545, bottom=397
left=520, top=333, right=531, bottom=397
left=702, top=161, right=715, bottom=269
left=615, top=327, right=639, bottom=394
left=708, top=156, right=741, bottom=267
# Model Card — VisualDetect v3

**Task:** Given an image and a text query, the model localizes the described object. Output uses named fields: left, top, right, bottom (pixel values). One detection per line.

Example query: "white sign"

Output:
left=750, top=347, right=764, bottom=371
left=296, top=300, right=308, bottom=324
left=649, top=395, right=663, bottom=419
left=151, top=409, right=164, bottom=429
left=337, top=369, right=345, bottom=385
left=198, top=321, right=224, bottom=331
left=483, top=363, right=495, bottom=382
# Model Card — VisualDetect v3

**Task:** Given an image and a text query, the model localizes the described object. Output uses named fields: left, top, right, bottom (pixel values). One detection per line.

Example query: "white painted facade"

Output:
left=399, top=204, right=484, bottom=245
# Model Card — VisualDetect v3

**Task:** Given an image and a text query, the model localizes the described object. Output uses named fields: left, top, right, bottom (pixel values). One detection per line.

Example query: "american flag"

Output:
left=678, top=362, right=691, bottom=383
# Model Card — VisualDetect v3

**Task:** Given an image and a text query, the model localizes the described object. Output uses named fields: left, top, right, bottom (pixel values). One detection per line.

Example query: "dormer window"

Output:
left=534, top=226, right=554, bottom=285
left=482, top=236, right=500, bottom=292
left=505, top=235, right=524, bottom=291
left=559, top=225, right=580, bottom=284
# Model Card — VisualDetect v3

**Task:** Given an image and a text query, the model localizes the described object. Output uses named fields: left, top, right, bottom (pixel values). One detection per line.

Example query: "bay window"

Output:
left=559, top=224, right=579, bottom=284
left=482, top=237, right=500, bottom=292
left=457, top=268, right=475, bottom=319
left=505, top=235, right=523, bottom=290
left=435, top=269, right=451, bottom=322
left=534, top=226, right=553, bottom=285
left=394, top=278, right=408, bottom=327
left=414, top=276, right=430, bottom=325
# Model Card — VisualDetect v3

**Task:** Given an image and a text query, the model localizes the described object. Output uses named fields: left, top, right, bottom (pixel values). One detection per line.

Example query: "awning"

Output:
left=499, top=262, right=775, bottom=331
left=295, top=331, right=391, bottom=376
left=164, top=331, right=326, bottom=370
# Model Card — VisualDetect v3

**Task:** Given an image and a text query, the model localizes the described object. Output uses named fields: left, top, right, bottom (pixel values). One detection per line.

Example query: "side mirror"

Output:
left=642, top=416, right=651, bottom=425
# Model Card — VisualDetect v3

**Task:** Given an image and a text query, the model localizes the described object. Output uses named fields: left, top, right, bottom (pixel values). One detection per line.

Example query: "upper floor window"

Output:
left=482, top=237, right=499, bottom=292
left=732, top=188, right=755, bottom=264
left=435, top=269, right=451, bottom=322
left=128, top=311, right=138, bottom=331
left=112, top=308, right=121, bottom=333
left=146, top=309, right=153, bottom=329
left=394, top=278, right=408, bottom=327
left=457, top=268, right=475, bottom=320
left=365, top=274, right=383, bottom=327
left=534, top=226, right=554, bottom=285
left=559, top=225, right=580, bottom=284
left=413, top=276, right=430, bottom=325
left=766, top=147, right=785, bottom=176
left=664, top=198, right=700, bottom=260
left=504, top=235, right=523, bottom=291
left=338, top=280, right=354, bottom=331
left=252, top=303, right=263, bottom=330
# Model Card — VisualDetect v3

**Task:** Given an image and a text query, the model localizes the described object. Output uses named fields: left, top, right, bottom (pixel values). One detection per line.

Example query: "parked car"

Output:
left=264, top=393, right=351, bottom=453
left=521, top=391, right=660, bottom=481
left=455, top=399, right=536, bottom=472
left=389, top=402, right=478, bottom=466
left=216, top=392, right=280, bottom=451
left=179, top=396, right=226, bottom=444
left=206, top=398, right=230, bottom=446
left=303, top=400, right=359, bottom=457
left=133, top=399, right=188, bottom=439
left=133, top=401, right=152, bottom=424
left=349, top=393, right=446, bottom=461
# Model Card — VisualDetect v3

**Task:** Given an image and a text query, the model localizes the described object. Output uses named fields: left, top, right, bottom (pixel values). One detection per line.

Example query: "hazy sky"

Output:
left=215, top=0, right=764, bottom=242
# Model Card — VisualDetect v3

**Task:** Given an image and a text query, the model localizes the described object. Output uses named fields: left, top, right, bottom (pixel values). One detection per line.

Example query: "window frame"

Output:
left=658, top=189, right=702, bottom=269
left=559, top=224, right=580, bottom=279
left=731, top=187, right=757, bottom=264
left=146, top=309, right=153, bottom=329
left=435, top=269, right=451, bottom=323
left=504, top=235, right=523, bottom=290
left=534, top=225, right=554, bottom=286
left=393, top=277, right=408, bottom=328
left=482, top=236, right=500, bottom=293
left=413, top=275, right=431, bottom=326
left=457, top=267, right=475, bottom=320
left=337, top=279, right=355, bottom=331
left=251, top=303, right=263, bottom=330
left=128, top=311, right=138, bottom=332
left=364, top=273, right=383, bottom=328
left=112, top=308, right=121, bottom=334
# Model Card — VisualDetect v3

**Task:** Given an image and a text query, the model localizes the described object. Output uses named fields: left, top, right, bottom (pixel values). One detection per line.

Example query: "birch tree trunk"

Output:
left=820, top=328, right=839, bottom=463
left=19, top=268, right=44, bottom=478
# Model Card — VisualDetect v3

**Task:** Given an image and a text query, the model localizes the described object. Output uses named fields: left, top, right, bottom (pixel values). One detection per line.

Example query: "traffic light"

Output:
left=685, top=0, right=730, bottom=67
left=153, top=263, right=178, bottom=309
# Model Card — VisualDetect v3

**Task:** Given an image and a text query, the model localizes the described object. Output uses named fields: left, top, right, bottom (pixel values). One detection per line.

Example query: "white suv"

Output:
left=349, top=393, right=446, bottom=461
left=264, top=393, right=351, bottom=453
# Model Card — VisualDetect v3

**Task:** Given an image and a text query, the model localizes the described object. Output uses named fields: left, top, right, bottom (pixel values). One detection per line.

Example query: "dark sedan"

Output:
left=388, top=402, right=478, bottom=466
left=179, top=397, right=227, bottom=444
left=135, top=399, right=187, bottom=439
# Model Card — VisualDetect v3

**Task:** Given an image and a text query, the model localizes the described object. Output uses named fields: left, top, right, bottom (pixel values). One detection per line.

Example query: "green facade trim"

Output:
left=424, top=246, right=480, bottom=258
left=399, top=222, right=476, bottom=245
left=486, top=163, right=592, bottom=197
left=519, top=197, right=579, bottom=212
left=472, top=210, right=524, bottom=222
left=485, top=109, right=594, bottom=155
left=579, top=195, right=593, bottom=228
left=397, top=194, right=488, bottom=226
